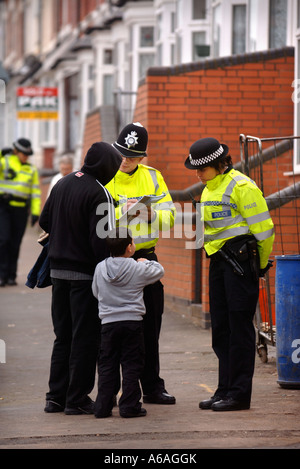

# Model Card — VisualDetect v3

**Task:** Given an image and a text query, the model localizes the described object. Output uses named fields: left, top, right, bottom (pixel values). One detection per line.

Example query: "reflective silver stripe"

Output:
left=2, top=180, right=32, bottom=189
left=204, top=226, right=250, bottom=241
left=148, top=169, right=159, bottom=192
left=222, top=178, right=237, bottom=206
left=245, top=211, right=271, bottom=225
left=205, top=214, right=244, bottom=229
left=254, top=227, right=275, bottom=241
left=19, top=170, right=34, bottom=176
left=4, top=157, right=10, bottom=179
left=0, top=187, right=29, bottom=198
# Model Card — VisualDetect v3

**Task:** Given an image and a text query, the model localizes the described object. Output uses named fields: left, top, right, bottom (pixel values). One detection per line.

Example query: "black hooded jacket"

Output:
left=39, top=142, right=122, bottom=275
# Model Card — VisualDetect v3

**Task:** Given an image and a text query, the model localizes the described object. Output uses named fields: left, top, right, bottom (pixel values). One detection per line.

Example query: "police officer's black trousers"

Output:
left=0, top=201, right=28, bottom=281
left=209, top=256, right=259, bottom=405
left=46, top=278, right=100, bottom=408
left=133, top=249, right=165, bottom=395
left=95, top=321, right=145, bottom=417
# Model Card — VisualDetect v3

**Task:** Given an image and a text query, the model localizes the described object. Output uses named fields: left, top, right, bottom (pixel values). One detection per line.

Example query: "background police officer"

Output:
left=185, top=137, right=274, bottom=411
left=0, top=138, right=41, bottom=286
left=106, top=122, right=176, bottom=405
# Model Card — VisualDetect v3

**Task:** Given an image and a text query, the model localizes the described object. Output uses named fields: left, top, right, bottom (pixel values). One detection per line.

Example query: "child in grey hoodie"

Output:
left=92, top=227, right=164, bottom=418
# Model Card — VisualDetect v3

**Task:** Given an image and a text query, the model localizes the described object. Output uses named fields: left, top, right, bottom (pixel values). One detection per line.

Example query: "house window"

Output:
left=140, top=27, right=154, bottom=47
left=88, top=88, right=95, bottom=111
left=157, top=13, right=162, bottom=41
left=157, top=43, right=162, bottom=67
left=269, top=0, right=287, bottom=48
left=88, top=65, right=95, bottom=111
left=171, top=12, right=176, bottom=33
left=103, top=74, right=114, bottom=106
left=139, top=53, right=155, bottom=79
left=65, top=74, right=79, bottom=153
left=212, top=4, right=221, bottom=57
left=139, top=26, right=155, bottom=78
left=171, top=43, right=175, bottom=65
left=193, top=0, right=206, bottom=19
left=232, top=5, right=246, bottom=54
left=249, top=0, right=259, bottom=51
left=193, top=31, right=210, bottom=60
left=103, top=49, right=113, bottom=65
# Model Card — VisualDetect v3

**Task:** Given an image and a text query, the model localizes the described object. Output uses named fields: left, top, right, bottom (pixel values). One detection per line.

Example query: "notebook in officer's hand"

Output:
left=117, top=193, right=166, bottom=225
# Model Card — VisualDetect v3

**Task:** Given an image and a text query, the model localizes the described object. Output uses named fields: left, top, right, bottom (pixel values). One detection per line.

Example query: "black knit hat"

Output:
left=81, top=141, right=122, bottom=186
left=112, top=122, right=148, bottom=157
left=185, top=137, right=229, bottom=169
left=13, top=138, right=33, bottom=156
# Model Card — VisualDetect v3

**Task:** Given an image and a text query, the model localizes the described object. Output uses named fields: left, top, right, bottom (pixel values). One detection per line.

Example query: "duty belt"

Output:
left=210, top=235, right=260, bottom=280
left=0, top=194, right=28, bottom=203
left=210, top=248, right=244, bottom=276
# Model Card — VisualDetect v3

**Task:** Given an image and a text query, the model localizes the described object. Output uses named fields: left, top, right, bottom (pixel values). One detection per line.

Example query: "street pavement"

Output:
left=0, top=226, right=300, bottom=451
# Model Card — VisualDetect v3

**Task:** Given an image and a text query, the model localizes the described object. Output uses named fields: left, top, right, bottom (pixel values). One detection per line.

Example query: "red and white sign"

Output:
left=16, top=87, right=59, bottom=119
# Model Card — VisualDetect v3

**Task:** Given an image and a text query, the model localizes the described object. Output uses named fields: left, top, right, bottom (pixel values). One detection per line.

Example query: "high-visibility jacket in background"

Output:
left=0, top=153, right=41, bottom=216
left=105, top=164, right=176, bottom=251
left=201, top=168, right=274, bottom=268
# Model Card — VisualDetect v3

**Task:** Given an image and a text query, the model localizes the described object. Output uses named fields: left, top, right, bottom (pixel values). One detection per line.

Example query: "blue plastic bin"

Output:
left=275, top=255, right=300, bottom=388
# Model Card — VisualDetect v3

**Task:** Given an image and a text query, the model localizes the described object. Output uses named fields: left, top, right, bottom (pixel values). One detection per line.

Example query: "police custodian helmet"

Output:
left=185, top=137, right=229, bottom=169
left=113, top=122, right=148, bottom=158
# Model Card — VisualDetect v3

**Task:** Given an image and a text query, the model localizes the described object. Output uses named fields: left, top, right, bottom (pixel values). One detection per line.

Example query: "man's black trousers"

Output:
left=133, top=249, right=165, bottom=395
left=46, top=278, right=100, bottom=408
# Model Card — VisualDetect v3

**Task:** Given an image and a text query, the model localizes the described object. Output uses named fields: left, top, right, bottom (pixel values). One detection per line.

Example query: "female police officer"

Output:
left=185, top=137, right=274, bottom=411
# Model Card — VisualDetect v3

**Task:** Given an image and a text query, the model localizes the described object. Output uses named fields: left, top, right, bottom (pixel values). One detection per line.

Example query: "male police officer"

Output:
left=106, top=122, right=176, bottom=405
left=0, top=138, right=41, bottom=286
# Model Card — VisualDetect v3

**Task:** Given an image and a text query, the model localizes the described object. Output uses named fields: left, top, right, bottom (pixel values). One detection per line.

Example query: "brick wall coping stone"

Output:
left=146, top=46, right=294, bottom=77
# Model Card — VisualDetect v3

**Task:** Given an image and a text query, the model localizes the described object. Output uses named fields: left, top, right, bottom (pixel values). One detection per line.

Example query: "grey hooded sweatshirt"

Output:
left=92, top=257, right=164, bottom=324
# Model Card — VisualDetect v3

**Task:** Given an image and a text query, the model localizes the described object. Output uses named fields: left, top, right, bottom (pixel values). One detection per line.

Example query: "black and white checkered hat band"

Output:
left=189, top=145, right=224, bottom=166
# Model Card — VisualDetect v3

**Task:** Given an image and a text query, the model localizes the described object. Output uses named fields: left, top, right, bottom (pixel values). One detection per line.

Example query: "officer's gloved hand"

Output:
left=31, top=215, right=39, bottom=227
left=259, top=260, right=273, bottom=278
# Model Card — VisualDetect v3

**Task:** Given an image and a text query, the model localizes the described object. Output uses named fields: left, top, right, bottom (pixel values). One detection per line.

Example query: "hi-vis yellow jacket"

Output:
left=105, top=164, right=176, bottom=251
left=0, top=153, right=41, bottom=216
left=201, top=168, right=274, bottom=268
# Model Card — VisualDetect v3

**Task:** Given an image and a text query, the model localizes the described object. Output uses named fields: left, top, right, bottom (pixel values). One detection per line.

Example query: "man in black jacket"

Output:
left=40, top=142, right=122, bottom=415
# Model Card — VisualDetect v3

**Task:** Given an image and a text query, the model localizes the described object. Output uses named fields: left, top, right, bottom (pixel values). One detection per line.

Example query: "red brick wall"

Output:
left=132, top=47, right=297, bottom=325
left=139, top=50, right=294, bottom=191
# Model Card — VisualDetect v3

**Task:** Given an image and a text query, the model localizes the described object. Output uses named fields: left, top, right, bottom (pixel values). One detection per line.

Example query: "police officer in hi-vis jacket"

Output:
left=185, top=137, right=274, bottom=411
left=0, top=138, right=41, bottom=286
left=106, top=122, right=176, bottom=405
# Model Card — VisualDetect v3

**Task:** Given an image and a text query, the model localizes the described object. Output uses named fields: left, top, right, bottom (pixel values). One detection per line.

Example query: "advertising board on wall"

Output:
left=16, top=87, right=58, bottom=119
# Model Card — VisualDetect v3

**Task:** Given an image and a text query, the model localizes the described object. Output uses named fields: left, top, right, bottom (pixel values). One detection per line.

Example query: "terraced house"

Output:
left=1, top=0, right=300, bottom=336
